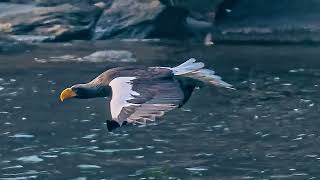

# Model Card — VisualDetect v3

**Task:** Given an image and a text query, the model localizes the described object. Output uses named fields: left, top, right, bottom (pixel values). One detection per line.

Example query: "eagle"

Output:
left=60, top=58, right=233, bottom=131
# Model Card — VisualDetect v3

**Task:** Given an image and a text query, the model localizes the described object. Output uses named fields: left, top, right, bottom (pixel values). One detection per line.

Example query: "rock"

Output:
left=155, top=0, right=224, bottom=41
left=0, top=34, right=33, bottom=53
left=0, top=3, right=102, bottom=42
left=1, top=0, right=34, bottom=4
left=3, top=0, right=94, bottom=5
left=34, top=0, right=94, bottom=6
left=0, top=3, right=36, bottom=19
left=82, top=50, right=136, bottom=62
left=94, top=0, right=165, bottom=39
left=34, top=55, right=80, bottom=63
left=34, top=50, right=136, bottom=63
left=213, top=0, right=320, bottom=43
left=162, top=0, right=224, bottom=22
left=2, top=0, right=320, bottom=43
left=160, top=0, right=224, bottom=30
left=9, top=35, right=54, bottom=42
left=148, top=6, right=189, bottom=39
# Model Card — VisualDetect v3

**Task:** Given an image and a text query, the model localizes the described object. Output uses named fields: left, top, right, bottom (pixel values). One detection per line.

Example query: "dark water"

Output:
left=0, top=41, right=319, bottom=179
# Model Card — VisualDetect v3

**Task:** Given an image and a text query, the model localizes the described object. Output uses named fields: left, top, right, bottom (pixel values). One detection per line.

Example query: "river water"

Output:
left=0, top=41, right=319, bottom=179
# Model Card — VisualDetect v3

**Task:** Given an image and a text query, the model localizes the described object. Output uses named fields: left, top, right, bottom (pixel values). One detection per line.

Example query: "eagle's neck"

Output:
left=72, top=83, right=112, bottom=99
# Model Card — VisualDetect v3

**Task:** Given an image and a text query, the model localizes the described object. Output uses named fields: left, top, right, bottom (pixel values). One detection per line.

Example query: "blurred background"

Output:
left=0, top=0, right=320, bottom=179
left=1, top=0, right=320, bottom=43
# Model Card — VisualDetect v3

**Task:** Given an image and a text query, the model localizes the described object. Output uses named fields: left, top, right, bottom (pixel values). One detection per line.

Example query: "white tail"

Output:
left=170, top=58, right=234, bottom=89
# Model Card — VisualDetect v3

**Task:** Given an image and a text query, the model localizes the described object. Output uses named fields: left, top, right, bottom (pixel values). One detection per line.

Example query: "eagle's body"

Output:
left=60, top=58, right=233, bottom=131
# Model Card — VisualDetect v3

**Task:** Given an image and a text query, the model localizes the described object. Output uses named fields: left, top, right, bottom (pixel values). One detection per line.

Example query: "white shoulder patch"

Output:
left=109, top=77, right=140, bottom=121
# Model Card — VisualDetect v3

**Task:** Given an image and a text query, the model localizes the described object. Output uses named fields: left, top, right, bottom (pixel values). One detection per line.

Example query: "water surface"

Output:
left=0, top=41, right=319, bottom=179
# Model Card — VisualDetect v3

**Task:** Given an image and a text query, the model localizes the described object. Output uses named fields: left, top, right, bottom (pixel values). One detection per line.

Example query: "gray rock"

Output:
left=153, top=0, right=224, bottom=42
left=34, top=55, right=80, bottom=63
left=94, top=0, right=164, bottom=39
left=0, top=0, right=34, bottom=4
left=0, top=3, right=102, bottom=42
left=213, top=0, right=320, bottom=43
left=2, top=0, right=95, bottom=6
left=161, top=0, right=224, bottom=30
left=34, top=50, right=136, bottom=63
left=0, top=34, right=33, bottom=53
left=164, top=0, right=224, bottom=21
left=82, top=50, right=136, bottom=63
left=10, top=35, right=54, bottom=42
left=2, top=0, right=320, bottom=43
left=35, top=0, right=99, bottom=7
left=0, top=3, right=36, bottom=18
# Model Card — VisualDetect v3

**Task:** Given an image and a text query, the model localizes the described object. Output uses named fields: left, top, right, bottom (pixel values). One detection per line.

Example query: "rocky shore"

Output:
left=1, top=0, right=320, bottom=44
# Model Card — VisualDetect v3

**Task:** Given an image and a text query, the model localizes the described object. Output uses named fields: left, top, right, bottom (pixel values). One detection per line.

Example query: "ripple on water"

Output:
left=135, top=156, right=144, bottom=159
left=13, top=146, right=38, bottom=152
left=155, top=151, right=164, bottom=154
left=185, top=167, right=208, bottom=172
left=17, top=155, right=43, bottom=163
left=2, top=165, right=23, bottom=170
left=270, top=173, right=308, bottom=179
left=77, top=164, right=101, bottom=169
left=81, top=134, right=96, bottom=139
left=289, top=69, right=305, bottom=73
left=103, top=140, right=117, bottom=144
left=94, top=147, right=143, bottom=153
left=1, top=170, right=46, bottom=179
left=0, top=175, right=38, bottom=180
left=70, top=177, right=87, bottom=180
left=152, top=139, right=169, bottom=143
left=305, top=154, right=318, bottom=158
left=80, top=119, right=91, bottom=122
left=9, top=134, right=34, bottom=138
left=41, top=155, right=58, bottom=158
left=194, top=153, right=213, bottom=157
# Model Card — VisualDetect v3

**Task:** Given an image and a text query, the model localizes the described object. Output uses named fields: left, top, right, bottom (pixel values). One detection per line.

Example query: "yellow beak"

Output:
left=60, top=88, right=76, bottom=102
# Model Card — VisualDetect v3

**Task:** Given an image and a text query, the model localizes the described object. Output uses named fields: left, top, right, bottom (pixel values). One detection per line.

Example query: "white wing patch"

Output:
left=109, top=77, right=140, bottom=122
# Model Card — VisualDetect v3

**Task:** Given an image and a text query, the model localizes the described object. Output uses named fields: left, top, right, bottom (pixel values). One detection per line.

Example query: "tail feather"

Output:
left=171, top=58, right=205, bottom=75
left=169, top=58, right=234, bottom=89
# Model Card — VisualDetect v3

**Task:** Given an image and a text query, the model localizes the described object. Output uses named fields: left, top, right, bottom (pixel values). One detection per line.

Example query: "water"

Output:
left=0, top=41, right=319, bottom=179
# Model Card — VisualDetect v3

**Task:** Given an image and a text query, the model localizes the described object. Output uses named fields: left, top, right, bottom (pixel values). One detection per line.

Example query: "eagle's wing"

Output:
left=107, top=74, right=184, bottom=131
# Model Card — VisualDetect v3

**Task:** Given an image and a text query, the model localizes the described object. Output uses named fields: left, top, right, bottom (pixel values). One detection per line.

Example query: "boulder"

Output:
left=0, top=34, right=33, bottom=53
left=213, top=0, right=320, bottom=43
left=148, top=6, right=189, bottom=39
left=2, top=0, right=320, bottom=43
left=34, top=50, right=136, bottom=63
left=93, top=0, right=165, bottom=39
left=82, top=50, right=136, bottom=62
left=162, top=0, right=224, bottom=22
left=34, top=0, right=99, bottom=6
left=2, top=0, right=96, bottom=6
left=0, top=3, right=102, bottom=42
left=1, top=0, right=33, bottom=4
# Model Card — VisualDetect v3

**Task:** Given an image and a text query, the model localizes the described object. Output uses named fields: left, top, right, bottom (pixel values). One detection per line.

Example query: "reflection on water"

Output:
left=0, top=41, right=319, bottom=179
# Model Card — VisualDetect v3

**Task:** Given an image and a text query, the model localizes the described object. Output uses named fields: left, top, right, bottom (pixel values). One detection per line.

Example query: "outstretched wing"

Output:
left=107, top=75, right=184, bottom=131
